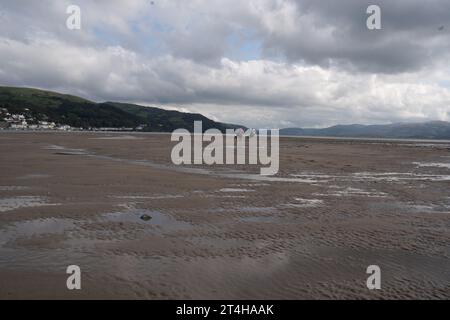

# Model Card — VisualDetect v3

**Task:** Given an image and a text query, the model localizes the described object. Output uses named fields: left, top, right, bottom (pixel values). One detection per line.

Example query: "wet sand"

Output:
left=0, top=132, right=449, bottom=299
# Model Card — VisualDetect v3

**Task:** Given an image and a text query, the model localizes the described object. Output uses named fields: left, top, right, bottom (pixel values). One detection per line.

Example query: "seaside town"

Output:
left=0, top=107, right=140, bottom=132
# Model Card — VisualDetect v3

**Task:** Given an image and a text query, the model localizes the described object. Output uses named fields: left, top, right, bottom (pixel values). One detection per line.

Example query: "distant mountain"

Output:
left=281, top=121, right=450, bottom=140
left=0, top=86, right=242, bottom=132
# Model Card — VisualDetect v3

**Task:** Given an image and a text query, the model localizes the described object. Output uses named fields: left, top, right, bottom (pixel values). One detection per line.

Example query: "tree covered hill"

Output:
left=0, top=86, right=241, bottom=132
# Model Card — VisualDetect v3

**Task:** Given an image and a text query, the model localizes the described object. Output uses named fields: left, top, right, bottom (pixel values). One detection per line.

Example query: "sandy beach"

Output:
left=0, top=131, right=449, bottom=299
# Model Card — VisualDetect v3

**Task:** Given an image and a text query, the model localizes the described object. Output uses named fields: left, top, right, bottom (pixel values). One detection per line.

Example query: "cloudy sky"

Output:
left=1, top=0, right=450, bottom=128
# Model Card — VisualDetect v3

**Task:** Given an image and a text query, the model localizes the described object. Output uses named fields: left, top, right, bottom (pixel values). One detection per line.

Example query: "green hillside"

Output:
left=0, top=86, right=242, bottom=131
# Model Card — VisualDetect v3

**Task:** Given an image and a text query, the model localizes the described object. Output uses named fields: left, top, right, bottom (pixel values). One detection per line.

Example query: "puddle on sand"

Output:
left=290, top=173, right=336, bottom=181
left=102, top=209, right=192, bottom=232
left=240, top=216, right=277, bottom=223
left=44, top=145, right=66, bottom=150
left=219, top=188, right=255, bottom=193
left=292, top=171, right=450, bottom=183
left=413, top=162, right=450, bottom=169
left=0, top=186, right=30, bottom=191
left=17, top=174, right=51, bottom=180
left=371, top=201, right=450, bottom=213
left=230, top=183, right=270, bottom=187
left=240, top=206, right=278, bottom=213
left=282, top=198, right=324, bottom=208
left=45, top=145, right=88, bottom=155
left=204, top=195, right=247, bottom=199
left=0, top=196, right=60, bottom=212
left=314, top=187, right=388, bottom=198
left=112, top=194, right=184, bottom=200
left=223, top=173, right=320, bottom=184
left=0, top=217, right=76, bottom=245
left=54, top=151, right=88, bottom=156
left=0, top=216, right=95, bottom=272
left=352, top=172, right=450, bottom=182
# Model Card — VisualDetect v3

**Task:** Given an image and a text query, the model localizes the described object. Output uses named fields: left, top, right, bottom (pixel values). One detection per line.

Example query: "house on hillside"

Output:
left=38, top=121, right=56, bottom=129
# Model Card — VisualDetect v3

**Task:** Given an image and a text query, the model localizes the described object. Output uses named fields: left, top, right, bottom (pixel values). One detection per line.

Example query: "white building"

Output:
left=10, top=120, right=28, bottom=129
left=58, top=125, right=71, bottom=131
left=38, top=121, right=56, bottom=129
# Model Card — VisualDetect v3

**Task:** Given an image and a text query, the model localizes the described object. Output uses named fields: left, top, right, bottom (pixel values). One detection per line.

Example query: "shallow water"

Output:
left=0, top=217, right=75, bottom=245
left=43, top=145, right=323, bottom=183
left=413, top=162, right=450, bottom=169
left=102, top=209, right=192, bottom=232
left=0, top=196, right=60, bottom=212
left=240, top=216, right=277, bottom=223
left=313, top=187, right=388, bottom=198
left=17, top=174, right=51, bottom=180
left=0, top=186, right=29, bottom=191
left=219, top=188, right=255, bottom=193
left=286, top=198, right=324, bottom=208
left=370, top=201, right=450, bottom=214
left=112, top=194, right=185, bottom=200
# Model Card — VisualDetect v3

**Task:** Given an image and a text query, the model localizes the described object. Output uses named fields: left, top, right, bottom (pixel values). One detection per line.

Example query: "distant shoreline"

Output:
left=278, top=134, right=450, bottom=144
left=2, top=129, right=450, bottom=144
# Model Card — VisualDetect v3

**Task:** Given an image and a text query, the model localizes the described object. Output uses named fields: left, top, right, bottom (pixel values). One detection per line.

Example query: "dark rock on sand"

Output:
left=140, top=214, right=152, bottom=221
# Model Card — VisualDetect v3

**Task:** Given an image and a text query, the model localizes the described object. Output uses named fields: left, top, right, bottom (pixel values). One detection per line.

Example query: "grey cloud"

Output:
left=259, top=0, right=450, bottom=73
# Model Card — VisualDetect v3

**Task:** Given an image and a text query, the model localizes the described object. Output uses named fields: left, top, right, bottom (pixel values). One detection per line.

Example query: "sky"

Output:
left=1, top=0, right=450, bottom=128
